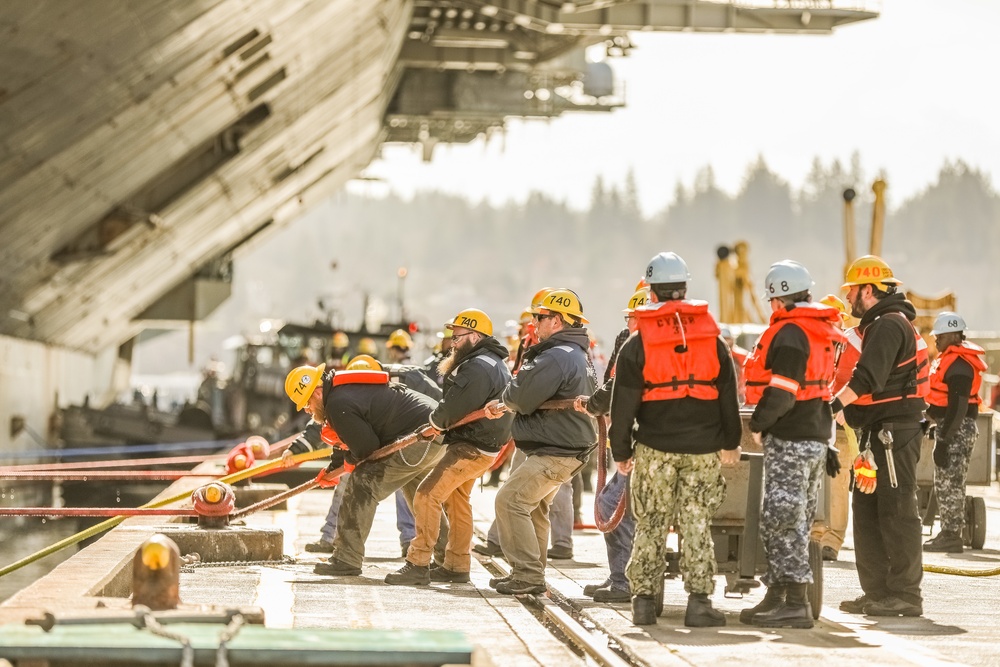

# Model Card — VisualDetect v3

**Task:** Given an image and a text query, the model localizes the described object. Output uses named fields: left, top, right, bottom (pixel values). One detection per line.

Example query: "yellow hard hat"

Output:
left=842, top=255, right=902, bottom=289
left=356, top=337, right=377, bottom=355
left=530, top=287, right=554, bottom=310
left=284, top=363, right=325, bottom=410
left=441, top=326, right=454, bottom=339
left=634, top=277, right=649, bottom=292
left=519, top=308, right=533, bottom=325
left=623, top=288, right=649, bottom=313
left=332, top=332, right=349, bottom=349
left=446, top=308, right=493, bottom=336
left=386, top=329, right=413, bottom=349
left=346, top=354, right=383, bottom=371
left=819, top=293, right=848, bottom=320
left=536, top=289, right=589, bottom=324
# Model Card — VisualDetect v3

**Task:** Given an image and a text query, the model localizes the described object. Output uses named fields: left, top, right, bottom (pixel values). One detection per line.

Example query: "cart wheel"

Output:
left=654, top=575, right=664, bottom=617
left=807, top=540, right=823, bottom=620
left=966, top=496, right=987, bottom=550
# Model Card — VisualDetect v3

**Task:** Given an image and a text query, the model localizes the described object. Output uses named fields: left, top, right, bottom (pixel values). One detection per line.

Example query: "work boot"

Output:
left=752, top=583, right=813, bottom=629
left=593, top=588, right=632, bottom=603
left=839, top=594, right=872, bottom=614
left=739, top=584, right=785, bottom=625
left=384, top=561, right=430, bottom=586
left=583, top=578, right=612, bottom=597
left=863, top=596, right=923, bottom=617
left=473, top=541, right=504, bottom=557
left=547, top=545, right=573, bottom=560
left=923, top=530, right=963, bottom=554
left=821, top=546, right=839, bottom=561
left=304, top=539, right=334, bottom=553
left=430, top=566, right=470, bottom=583
left=632, top=595, right=658, bottom=626
left=313, top=558, right=362, bottom=576
left=685, top=593, right=726, bottom=628
left=496, top=579, right=547, bottom=595
left=489, top=574, right=512, bottom=589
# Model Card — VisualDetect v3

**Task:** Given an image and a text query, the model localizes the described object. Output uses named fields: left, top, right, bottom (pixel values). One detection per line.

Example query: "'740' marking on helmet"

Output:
left=459, top=316, right=478, bottom=328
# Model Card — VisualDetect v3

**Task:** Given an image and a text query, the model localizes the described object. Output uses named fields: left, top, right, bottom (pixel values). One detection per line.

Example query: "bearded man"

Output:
left=385, top=309, right=514, bottom=586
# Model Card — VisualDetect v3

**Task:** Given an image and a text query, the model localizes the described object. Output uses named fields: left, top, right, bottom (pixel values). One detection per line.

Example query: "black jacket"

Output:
left=844, top=294, right=927, bottom=430
left=321, top=373, right=437, bottom=464
left=384, top=364, right=443, bottom=400
left=588, top=327, right=631, bottom=417
left=926, top=355, right=977, bottom=441
left=502, top=327, right=598, bottom=457
left=429, top=336, right=514, bottom=452
left=748, top=319, right=833, bottom=442
left=609, top=332, right=741, bottom=461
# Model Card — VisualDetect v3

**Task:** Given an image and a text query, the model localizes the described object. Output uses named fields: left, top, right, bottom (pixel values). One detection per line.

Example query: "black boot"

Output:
left=632, top=595, right=658, bottom=626
left=684, top=593, right=726, bottom=628
left=752, top=582, right=813, bottom=629
left=739, top=584, right=785, bottom=625
left=384, top=561, right=430, bottom=586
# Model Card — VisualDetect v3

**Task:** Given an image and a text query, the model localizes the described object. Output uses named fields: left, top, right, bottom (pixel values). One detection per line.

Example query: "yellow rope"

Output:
left=923, top=563, right=1000, bottom=577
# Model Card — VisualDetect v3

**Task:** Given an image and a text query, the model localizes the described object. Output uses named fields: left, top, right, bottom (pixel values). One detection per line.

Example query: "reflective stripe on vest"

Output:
left=927, top=341, right=987, bottom=408
left=743, top=303, right=846, bottom=406
left=832, top=327, right=862, bottom=394
left=853, top=313, right=930, bottom=406
left=634, top=300, right=721, bottom=401
left=332, top=370, right=390, bottom=387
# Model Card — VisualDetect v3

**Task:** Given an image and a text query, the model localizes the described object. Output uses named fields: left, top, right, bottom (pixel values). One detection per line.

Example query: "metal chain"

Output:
left=396, top=438, right=432, bottom=468
left=180, top=555, right=296, bottom=572
left=142, top=612, right=194, bottom=667
left=215, top=613, right=245, bottom=667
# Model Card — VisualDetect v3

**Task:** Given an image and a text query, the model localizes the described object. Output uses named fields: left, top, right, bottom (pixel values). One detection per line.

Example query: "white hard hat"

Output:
left=645, top=252, right=690, bottom=284
left=763, top=260, right=813, bottom=299
left=930, top=311, right=967, bottom=335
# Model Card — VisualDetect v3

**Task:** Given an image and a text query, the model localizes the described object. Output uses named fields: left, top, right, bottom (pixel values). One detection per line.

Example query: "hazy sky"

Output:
left=356, top=0, right=1000, bottom=216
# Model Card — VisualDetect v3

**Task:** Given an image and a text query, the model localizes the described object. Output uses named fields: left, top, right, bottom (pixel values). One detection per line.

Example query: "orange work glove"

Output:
left=315, top=468, right=342, bottom=488
left=853, top=448, right=878, bottom=494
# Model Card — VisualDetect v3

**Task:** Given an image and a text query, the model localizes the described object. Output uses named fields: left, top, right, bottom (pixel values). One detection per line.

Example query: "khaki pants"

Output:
left=496, top=453, right=584, bottom=585
left=810, top=443, right=853, bottom=552
left=407, top=443, right=496, bottom=572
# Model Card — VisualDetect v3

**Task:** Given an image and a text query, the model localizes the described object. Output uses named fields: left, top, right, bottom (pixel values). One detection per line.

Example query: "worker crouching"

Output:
left=284, top=363, right=447, bottom=577
left=610, top=252, right=742, bottom=627
left=386, top=309, right=513, bottom=586
left=743, top=261, right=845, bottom=628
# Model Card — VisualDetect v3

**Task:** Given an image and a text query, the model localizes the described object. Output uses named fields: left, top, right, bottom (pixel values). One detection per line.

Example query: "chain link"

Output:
left=215, top=613, right=245, bottom=667
left=180, top=555, right=296, bottom=573
left=142, top=612, right=194, bottom=667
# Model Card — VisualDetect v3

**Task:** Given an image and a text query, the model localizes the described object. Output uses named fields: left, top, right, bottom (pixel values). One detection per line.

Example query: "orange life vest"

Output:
left=743, top=303, right=846, bottom=406
left=332, top=370, right=390, bottom=387
left=852, top=313, right=930, bottom=406
left=635, top=300, right=721, bottom=401
left=832, top=327, right=862, bottom=394
left=927, top=341, right=987, bottom=408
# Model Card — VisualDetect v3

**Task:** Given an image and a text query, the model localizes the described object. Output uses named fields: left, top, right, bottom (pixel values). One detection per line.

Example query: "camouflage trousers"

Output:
left=761, top=435, right=825, bottom=586
left=626, top=443, right=726, bottom=596
left=934, top=417, right=979, bottom=534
